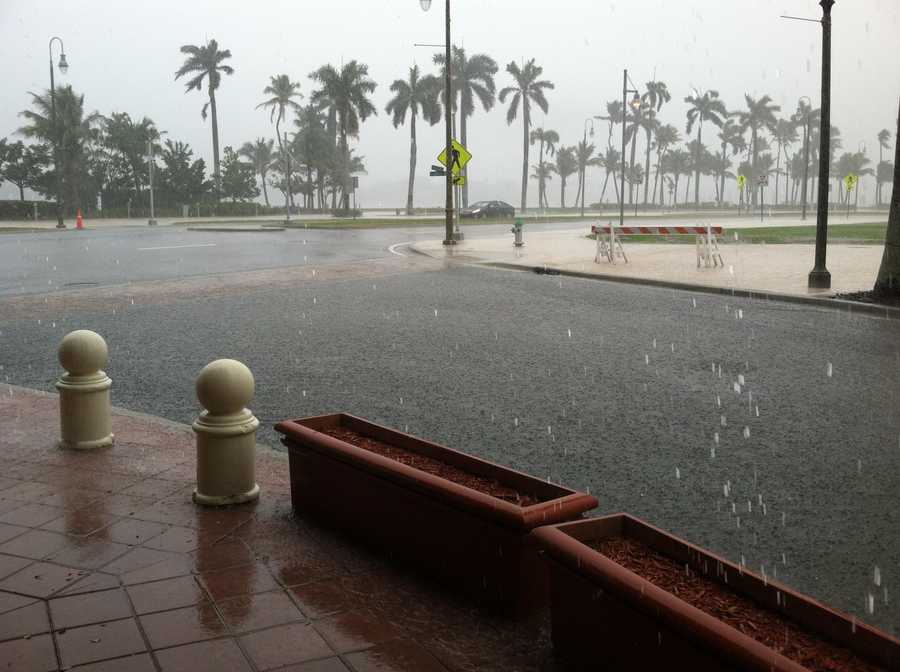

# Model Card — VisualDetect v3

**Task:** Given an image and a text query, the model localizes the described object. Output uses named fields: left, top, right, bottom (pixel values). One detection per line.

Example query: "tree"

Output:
left=499, top=59, right=554, bottom=212
left=597, top=146, right=621, bottom=205
left=552, top=146, right=576, bottom=208
left=174, top=39, right=234, bottom=199
left=573, top=139, right=597, bottom=210
left=158, top=139, right=209, bottom=206
left=220, top=146, right=258, bottom=202
left=652, top=124, right=679, bottom=205
left=771, top=118, right=798, bottom=207
left=310, top=60, right=377, bottom=209
left=717, top=119, right=745, bottom=206
left=874, top=97, right=899, bottom=297
left=385, top=65, right=441, bottom=214
left=662, top=148, right=691, bottom=207
left=0, top=139, right=47, bottom=201
left=684, top=89, right=727, bottom=207
left=18, top=85, right=101, bottom=210
left=433, top=47, right=498, bottom=207
left=101, top=112, right=160, bottom=203
left=641, top=80, right=670, bottom=204
left=530, top=128, right=559, bottom=209
left=293, top=105, right=333, bottom=208
left=256, top=74, right=302, bottom=209
left=531, top=161, right=554, bottom=205
left=876, top=128, right=892, bottom=206
left=738, top=94, right=780, bottom=204
left=239, top=138, right=275, bottom=207
left=596, top=100, right=623, bottom=148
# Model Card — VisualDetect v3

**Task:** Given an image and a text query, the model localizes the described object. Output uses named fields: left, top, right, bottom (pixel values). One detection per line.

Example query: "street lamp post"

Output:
left=48, top=37, right=69, bottom=229
left=808, top=0, right=834, bottom=289
left=855, top=140, right=866, bottom=211
left=419, top=0, right=454, bottom=245
left=617, top=69, right=641, bottom=262
left=798, top=96, right=811, bottom=221
left=580, top=118, right=594, bottom=217
left=147, top=140, right=157, bottom=225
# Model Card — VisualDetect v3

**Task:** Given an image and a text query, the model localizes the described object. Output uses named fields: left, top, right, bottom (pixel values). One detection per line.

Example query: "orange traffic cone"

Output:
left=76, top=209, right=84, bottom=230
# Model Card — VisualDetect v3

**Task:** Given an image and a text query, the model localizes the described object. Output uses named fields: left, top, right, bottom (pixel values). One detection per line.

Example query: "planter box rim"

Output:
left=535, top=513, right=900, bottom=672
left=275, top=413, right=598, bottom=531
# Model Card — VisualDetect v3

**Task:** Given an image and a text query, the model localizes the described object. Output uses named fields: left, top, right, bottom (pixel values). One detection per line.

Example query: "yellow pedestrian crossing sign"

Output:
left=737, top=174, right=746, bottom=189
left=437, top=139, right=472, bottom=176
left=844, top=173, right=858, bottom=191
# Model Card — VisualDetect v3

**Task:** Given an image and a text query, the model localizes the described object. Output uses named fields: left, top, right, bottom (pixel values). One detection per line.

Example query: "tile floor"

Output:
left=0, top=387, right=556, bottom=671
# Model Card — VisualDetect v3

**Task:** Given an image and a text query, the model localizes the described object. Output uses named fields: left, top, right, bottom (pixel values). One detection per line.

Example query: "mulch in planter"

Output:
left=321, top=427, right=543, bottom=506
left=592, top=537, right=883, bottom=672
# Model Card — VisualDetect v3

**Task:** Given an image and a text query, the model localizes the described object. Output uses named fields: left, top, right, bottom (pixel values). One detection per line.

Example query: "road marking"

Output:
left=388, top=241, right=412, bottom=257
left=138, top=243, right=217, bottom=251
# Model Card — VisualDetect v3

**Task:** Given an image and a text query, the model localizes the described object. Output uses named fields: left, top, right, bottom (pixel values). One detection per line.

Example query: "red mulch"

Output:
left=321, top=427, right=541, bottom=506
left=592, top=537, right=883, bottom=672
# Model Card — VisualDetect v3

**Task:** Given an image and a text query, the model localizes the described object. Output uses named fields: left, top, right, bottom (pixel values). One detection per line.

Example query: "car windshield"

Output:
left=469, top=201, right=491, bottom=208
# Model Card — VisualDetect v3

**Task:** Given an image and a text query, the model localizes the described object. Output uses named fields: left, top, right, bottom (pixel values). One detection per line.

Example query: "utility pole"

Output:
left=147, top=140, right=157, bottom=225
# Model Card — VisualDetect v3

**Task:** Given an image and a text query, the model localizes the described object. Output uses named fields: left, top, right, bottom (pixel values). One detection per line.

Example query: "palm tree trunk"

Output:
left=656, top=151, right=665, bottom=206
left=684, top=174, right=691, bottom=204
left=693, top=122, right=703, bottom=207
left=18, top=184, right=25, bottom=201
left=460, top=111, right=469, bottom=208
left=209, top=87, right=221, bottom=200
left=612, top=170, right=619, bottom=204
left=520, top=104, right=529, bottom=212
left=560, top=176, right=566, bottom=209
left=406, top=112, right=417, bottom=215
left=719, top=144, right=728, bottom=207
left=874, top=97, right=900, bottom=296
left=673, top=175, right=679, bottom=206
left=628, top=126, right=638, bottom=205
left=750, top=127, right=759, bottom=205
left=538, top=140, right=545, bottom=209
left=599, top=172, right=610, bottom=204
left=261, top=171, right=270, bottom=207
left=775, top=144, right=782, bottom=207
left=643, top=128, right=652, bottom=205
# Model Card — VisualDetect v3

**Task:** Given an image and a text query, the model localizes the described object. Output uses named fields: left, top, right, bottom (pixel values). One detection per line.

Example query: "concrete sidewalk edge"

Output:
left=480, top=261, right=900, bottom=321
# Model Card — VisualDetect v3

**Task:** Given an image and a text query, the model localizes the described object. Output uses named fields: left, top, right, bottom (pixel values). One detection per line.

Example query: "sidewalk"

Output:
left=412, top=228, right=883, bottom=298
left=0, top=385, right=553, bottom=672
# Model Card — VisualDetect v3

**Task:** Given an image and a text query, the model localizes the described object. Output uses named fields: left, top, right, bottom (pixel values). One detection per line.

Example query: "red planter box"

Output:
left=534, top=514, right=900, bottom=671
left=275, top=413, right=598, bottom=612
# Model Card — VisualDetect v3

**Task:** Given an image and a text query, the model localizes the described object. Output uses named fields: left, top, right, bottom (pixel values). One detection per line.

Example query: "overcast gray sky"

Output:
left=1, top=0, right=898, bottom=206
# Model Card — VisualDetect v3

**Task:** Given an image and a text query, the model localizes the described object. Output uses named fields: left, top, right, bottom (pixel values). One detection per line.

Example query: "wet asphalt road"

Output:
left=1, top=227, right=898, bottom=636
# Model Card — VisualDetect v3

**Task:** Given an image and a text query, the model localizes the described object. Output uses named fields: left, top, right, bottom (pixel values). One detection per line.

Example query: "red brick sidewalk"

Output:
left=0, top=386, right=556, bottom=672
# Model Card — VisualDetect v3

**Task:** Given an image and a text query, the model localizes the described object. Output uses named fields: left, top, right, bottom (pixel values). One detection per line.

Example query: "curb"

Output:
left=480, top=261, right=900, bottom=321
left=186, top=226, right=286, bottom=232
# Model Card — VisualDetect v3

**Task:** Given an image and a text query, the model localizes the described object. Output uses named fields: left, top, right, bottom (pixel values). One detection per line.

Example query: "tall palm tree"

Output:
left=433, top=47, right=498, bottom=207
left=738, top=94, right=780, bottom=204
left=662, top=148, right=691, bottom=208
left=239, top=138, right=275, bottom=207
left=877, top=128, right=892, bottom=206
left=174, top=39, right=234, bottom=199
left=641, top=80, right=670, bottom=204
left=771, top=119, right=798, bottom=207
left=530, top=127, right=559, bottom=209
left=310, top=61, right=377, bottom=209
left=791, top=100, right=820, bottom=207
left=717, top=119, right=745, bottom=206
left=531, top=161, right=554, bottom=204
left=596, top=100, right=623, bottom=148
left=499, top=59, right=554, bottom=212
left=874, top=97, right=899, bottom=297
left=684, top=89, right=727, bottom=207
left=573, top=139, right=597, bottom=209
left=293, top=105, right=332, bottom=208
left=651, top=124, right=679, bottom=206
left=256, top=74, right=303, bottom=209
left=101, top=112, right=160, bottom=201
left=597, top=146, right=621, bottom=205
left=553, top=145, right=577, bottom=208
left=385, top=65, right=441, bottom=214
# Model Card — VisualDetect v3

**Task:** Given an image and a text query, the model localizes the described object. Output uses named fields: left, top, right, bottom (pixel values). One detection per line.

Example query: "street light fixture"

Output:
left=580, top=118, right=594, bottom=217
left=798, top=96, right=811, bottom=221
left=419, top=0, right=454, bottom=245
left=49, top=37, right=68, bottom=229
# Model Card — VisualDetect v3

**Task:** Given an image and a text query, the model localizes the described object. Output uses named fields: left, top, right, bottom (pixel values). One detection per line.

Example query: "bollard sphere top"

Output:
left=58, top=330, right=108, bottom=375
left=196, top=359, right=255, bottom=415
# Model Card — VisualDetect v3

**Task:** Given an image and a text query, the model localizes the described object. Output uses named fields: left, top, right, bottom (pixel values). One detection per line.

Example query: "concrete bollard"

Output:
left=192, top=359, right=260, bottom=506
left=56, top=330, right=114, bottom=450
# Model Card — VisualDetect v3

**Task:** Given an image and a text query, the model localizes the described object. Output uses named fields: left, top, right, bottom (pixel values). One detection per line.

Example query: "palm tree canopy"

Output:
left=498, top=58, right=554, bottom=125
left=738, top=94, right=781, bottom=136
left=684, top=89, right=728, bottom=135
left=574, top=140, right=597, bottom=170
left=530, top=128, right=560, bottom=156
left=256, top=74, right=303, bottom=125
left=19, top=86, right=101, bottom=144
left=878, top=128, right=892, bottom=150
left=433, top=47, right=499, bottom=118
left=643, top=81, right=671, bottom=112
left=238, top=138, right=275, bottom=174
left=655, top=124, right=681, bottom=151
left=385, top=65, right=441, bottom=128
left=309, top=61, right=377, bottom=142
left=174, top=39, right=234, bottom=119
left=718, top=119, right=746, bottom=154
left=773, top=118, right=798, bottom=147
left=553, top=145, right=577, bottom=179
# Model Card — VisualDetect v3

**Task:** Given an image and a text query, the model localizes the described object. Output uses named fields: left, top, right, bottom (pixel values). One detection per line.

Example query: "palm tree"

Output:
left=771, top=119, right=798, bottom=207
left=238, top=138, right=275, bottom=207
left=684, top=89, right=727, bottom=207
left=293, top=105, right=332, bottom=208
left=174, top=39, right=234, bottom=199
left=573, top=139, right=598, bottom=210
left=641, top=80, right=670, bottom=204
left=530, top=127, right=559, bottom=209
left=596, top=100, right=623, bottom=149
left=553, top=146, right=577, bottom=208
left=256, top=74, right=303, bottom=210
left=877, top=128, right=892, bottom=206
left=499, top=59, right=554, bottom=212
left=531, top=161, right=554, bottom=203
left=874, top=97, right=899, bottom=297
left=717, top=119, right=745, bottom=206
left=738, top=94, right=780, bottom=204
left=385, top=65, right=441, bottom=215
left=310, top=61, right=377, bottom=209
left=662, top=148, right=691, bottom=208
left=652, top=124, right=679, bottom=205
left=597, top=146, right=621, bottom=205
left=433, top=47, right=498, bottom=207
left=101, top=112, right=160, bottom=201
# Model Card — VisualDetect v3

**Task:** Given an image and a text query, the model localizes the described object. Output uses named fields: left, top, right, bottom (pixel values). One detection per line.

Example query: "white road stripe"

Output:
left=388, top=241, right=412, bottom=257
left=138, top=243, right=218, bottom=251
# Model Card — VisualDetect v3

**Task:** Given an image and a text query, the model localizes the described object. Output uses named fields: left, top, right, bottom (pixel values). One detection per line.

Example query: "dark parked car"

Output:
left=460, top=200, right=516, bottom=219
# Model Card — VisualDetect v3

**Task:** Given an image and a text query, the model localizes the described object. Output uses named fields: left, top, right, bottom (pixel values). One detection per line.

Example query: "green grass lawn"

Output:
left=588, top=223, right=888, bottom=245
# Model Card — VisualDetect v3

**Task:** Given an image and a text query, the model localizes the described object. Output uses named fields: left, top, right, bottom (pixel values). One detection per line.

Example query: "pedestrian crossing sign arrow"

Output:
left=453, top=175, right=466, bottom=186
left=437, top=139, right=472, bottom=176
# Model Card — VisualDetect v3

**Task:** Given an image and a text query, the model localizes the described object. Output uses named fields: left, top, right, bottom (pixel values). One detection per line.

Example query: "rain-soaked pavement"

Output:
left=1, top=249, right=898, bottom=641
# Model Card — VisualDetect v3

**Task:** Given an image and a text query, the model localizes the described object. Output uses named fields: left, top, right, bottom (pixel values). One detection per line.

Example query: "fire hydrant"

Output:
left=511, top=218, right=524, bottom=247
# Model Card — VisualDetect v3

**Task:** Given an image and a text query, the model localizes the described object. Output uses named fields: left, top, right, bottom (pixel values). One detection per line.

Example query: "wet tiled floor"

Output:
left=0, top=386, right=557, bottom=671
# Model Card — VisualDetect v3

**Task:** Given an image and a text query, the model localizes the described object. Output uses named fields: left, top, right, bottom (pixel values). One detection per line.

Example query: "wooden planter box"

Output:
left=275, top=413, right=598, bottom=613
left=534, top=514, right=900, bottom=671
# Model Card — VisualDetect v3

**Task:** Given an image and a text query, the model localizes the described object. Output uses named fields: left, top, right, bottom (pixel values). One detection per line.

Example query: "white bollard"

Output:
left=192, top=359, right=260, bottom=506
left=56, top=330, right=114, bottom=450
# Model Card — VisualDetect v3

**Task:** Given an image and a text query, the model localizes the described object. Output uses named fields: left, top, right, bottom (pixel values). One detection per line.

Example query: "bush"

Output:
left=0, top=200, right=55, bottom=220
left=330, top=208, right=363, bottom=218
